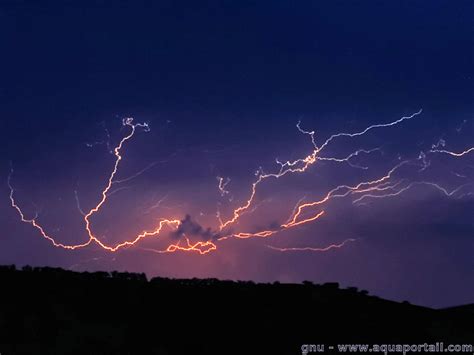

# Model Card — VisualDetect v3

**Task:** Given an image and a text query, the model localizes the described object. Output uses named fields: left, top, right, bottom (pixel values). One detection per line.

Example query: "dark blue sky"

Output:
left=1, top=1, right=473, bottom=307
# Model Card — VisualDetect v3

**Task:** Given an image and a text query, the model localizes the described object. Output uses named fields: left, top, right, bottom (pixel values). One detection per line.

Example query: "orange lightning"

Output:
left=218, top=110, right=423, bottom=231
left=11, top=108, right=469, bottom=258
left=9, top=118, right=182, bottom=253
left=140, top=236, right=217, bottom=255
left=9, top=167, right=93, bottom=250
left=282, top=161, right=410, bottom=229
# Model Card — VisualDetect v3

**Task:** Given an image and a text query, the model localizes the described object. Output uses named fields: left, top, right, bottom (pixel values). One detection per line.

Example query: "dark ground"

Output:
left=0, top=265, right=472, bottom=354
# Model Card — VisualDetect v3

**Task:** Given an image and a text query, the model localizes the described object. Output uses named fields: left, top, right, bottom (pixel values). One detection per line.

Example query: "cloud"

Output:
left=172, top=215, right=221, bottom=240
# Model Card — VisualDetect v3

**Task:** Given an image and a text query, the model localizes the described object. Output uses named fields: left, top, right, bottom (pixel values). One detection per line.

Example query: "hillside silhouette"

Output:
left=0, top=265, right=472, bottom=354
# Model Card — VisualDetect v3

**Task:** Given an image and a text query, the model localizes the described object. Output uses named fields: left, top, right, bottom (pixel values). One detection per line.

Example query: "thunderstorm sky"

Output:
left=0, top=1, right=473, bottom=307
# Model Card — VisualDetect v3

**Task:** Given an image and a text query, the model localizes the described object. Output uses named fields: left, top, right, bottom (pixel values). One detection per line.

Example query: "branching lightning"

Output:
left=217, top=110, right=423, bottom=232
left=8, top=108, right=473, bottom=257
left=9, top=118, right=180, bottom=253
left=217, top=176, right=231, bottom=197
left=141, top=236, right=217, bottom=255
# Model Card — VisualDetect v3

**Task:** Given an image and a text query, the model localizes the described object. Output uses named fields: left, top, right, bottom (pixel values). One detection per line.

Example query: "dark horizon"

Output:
left=1, top=0, right=473, bottom=308
left=1, top=264, right=472, bottom=354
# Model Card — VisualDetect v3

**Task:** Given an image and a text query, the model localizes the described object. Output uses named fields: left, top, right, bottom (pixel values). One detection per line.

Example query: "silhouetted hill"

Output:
left=0, top=265, right=472, bottom=354
left=441, top=304, right=474, bottom=315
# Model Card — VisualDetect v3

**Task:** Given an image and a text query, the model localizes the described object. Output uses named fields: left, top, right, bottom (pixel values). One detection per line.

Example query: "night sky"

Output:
left=1, top=0, right=473, bottom=308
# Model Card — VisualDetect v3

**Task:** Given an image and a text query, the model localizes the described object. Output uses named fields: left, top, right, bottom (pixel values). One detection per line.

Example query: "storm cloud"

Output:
left=172, top=215, right=221, bottom=241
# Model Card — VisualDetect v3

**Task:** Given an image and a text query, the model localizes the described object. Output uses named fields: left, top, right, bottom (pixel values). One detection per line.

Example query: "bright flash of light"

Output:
left=9, top=118, right=181, bottom=252
left=9, top=109, right=472, bottom=256
left=217, top=110, right=423, bottom=231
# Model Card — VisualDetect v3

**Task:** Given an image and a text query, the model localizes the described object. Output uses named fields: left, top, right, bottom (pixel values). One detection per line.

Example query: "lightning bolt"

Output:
left=217, top=176, right=231, bottom=197
left=9, top=166, right=92, bottom=250
left=9, top=118, right=181, bottom=253
left=430, top=147, right=474, bottom=157
left=267, top=238, right=356, bottom=253
left=317, top=148, right=382, bottom=170
left=140, top=236, right=217, bottom=255
left=353, top=181, right=472, bottom=204
left=218, top=110, right=423, bottom=231
left=9, top=108, right=472, bottom=258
